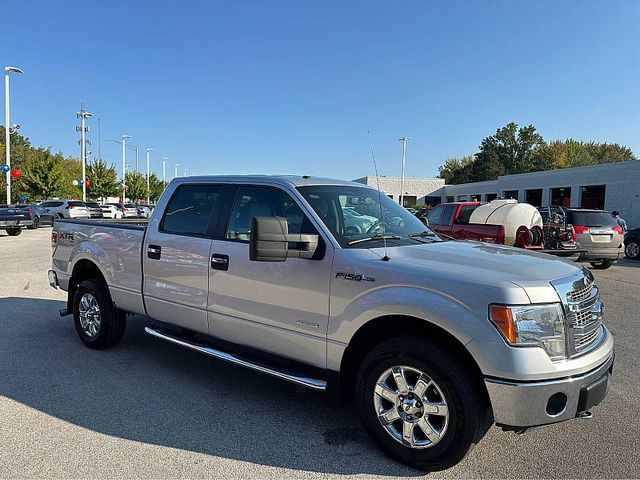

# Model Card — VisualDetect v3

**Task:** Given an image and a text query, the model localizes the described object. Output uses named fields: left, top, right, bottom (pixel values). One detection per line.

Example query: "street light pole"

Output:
left=398, top=136, right=410, bottom=207
left=162, top=157, right=167, bottom=186
left=184, top=168, right=189, bottom=177
left=4, top=66, right=24, bottom=204
left=174, top=163, right=180, bottom=179
left=135, top=146, right=139, bottom=172
left=76, top=107, right=93, bottom=202
left=146, top=148, right=153, bottom=204
left=122, top=135, right=130, bottom=203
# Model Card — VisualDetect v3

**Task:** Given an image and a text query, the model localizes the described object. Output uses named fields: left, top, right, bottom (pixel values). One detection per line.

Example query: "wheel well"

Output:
left=336, top=315, right=488, bottom=403
left=67, top=260, right=106, bottom=310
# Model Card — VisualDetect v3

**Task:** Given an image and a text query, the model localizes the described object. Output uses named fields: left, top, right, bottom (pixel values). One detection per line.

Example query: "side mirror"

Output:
left=250, top=216, right=318, bottom=262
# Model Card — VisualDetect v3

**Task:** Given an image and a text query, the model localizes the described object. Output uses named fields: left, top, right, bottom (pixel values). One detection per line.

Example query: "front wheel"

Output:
left=6, top=227, right=22, bottom=236
left=590, top=259, right=614, bottom=269
left=356, top=337, right=490, bottom=471
left=28, top=217, right=39, bottom=229
left=625, top=240, right=640, bottom=260
left=73, top=279, right=126, bottom=349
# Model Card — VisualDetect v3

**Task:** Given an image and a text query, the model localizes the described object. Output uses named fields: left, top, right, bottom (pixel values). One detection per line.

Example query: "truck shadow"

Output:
left=0, top=296, right=421, bottom=477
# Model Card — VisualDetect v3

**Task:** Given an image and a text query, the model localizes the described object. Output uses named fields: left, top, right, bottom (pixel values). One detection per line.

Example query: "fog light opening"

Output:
left=546, top=392, right=568, bottom=416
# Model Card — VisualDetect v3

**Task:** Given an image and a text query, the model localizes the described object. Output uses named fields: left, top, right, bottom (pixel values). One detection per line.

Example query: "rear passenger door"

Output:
left=206, top=185, right=333, bottom=369
left=143, top=184, right=227, bottom=334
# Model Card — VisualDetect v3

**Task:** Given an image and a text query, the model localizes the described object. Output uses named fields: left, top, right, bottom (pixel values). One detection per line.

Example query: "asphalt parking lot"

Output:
left=1, top=226, right=639, bottom=479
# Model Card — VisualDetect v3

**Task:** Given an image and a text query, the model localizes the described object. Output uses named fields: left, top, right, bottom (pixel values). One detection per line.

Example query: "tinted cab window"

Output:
left=225, top=186, right=309, bottom=242
left=161, top=185, right=222, bottom=236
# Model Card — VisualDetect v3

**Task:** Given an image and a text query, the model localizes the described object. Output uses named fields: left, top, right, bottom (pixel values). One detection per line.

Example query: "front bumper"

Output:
left=485, top=353, right=614, bottom=428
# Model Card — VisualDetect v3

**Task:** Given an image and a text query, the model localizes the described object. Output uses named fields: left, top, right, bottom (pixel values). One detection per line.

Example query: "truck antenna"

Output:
left=368, top=131, right=390, bottom=262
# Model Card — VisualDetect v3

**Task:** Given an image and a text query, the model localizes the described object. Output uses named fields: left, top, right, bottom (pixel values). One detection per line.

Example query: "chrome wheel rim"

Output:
left=373, top=365, right=449, bottom=449
left=626, top=242, right=639, bottom=258
left=78, top=293, right=101, bottom=338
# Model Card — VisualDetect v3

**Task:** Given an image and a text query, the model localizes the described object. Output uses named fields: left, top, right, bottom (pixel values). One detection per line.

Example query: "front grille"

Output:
left=567, top=282, right=593, bottom=303
left=552, top=269, right=604, bottom=357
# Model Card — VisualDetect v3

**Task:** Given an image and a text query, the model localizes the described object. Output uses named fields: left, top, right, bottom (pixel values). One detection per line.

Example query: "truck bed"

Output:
left=52, top=218, right=148, bottom=315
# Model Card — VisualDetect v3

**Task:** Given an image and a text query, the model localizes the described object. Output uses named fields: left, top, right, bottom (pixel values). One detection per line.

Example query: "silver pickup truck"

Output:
left=49, top=176, right=614, bottom=471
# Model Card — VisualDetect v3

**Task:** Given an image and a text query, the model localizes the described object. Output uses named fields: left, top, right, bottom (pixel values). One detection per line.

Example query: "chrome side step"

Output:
left=144, top=326, right=327, bottom=391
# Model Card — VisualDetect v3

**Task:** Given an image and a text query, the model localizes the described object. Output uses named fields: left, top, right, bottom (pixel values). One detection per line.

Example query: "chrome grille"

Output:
left=567, top=282, right=593, bottom=303
left=552, top=269, right=604, bottom=357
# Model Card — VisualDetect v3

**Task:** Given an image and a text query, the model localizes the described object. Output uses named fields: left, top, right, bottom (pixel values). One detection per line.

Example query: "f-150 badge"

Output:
left=336, top=272, right=375, bottom=282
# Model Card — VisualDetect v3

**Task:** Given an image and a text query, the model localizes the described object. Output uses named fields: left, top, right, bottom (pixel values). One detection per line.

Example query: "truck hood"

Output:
left=370, top=240, right=581, bottom=286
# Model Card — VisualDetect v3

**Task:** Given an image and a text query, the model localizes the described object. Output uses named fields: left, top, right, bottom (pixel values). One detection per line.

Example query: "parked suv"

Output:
left=546, top=207, right=623, bottom=269
left=84, top=202, right=105, bottom=219
left=40, top=200, right=91, bottom=219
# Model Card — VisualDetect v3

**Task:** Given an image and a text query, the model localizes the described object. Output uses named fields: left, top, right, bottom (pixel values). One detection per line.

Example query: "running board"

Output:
left=144, top=326, right=327, bottom=391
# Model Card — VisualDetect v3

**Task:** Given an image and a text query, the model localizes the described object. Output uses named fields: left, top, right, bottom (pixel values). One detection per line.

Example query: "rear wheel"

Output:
left=6, top=227, right=22, bottom=236
left=625, top=240, right=640, bottom=260
left=73, top=279, right=126, bottom=349
left=356, top=336, right=490, bottom=471
left=27, top=217, right=39, bottom=229
left=590, top=259, right=614, bottom=269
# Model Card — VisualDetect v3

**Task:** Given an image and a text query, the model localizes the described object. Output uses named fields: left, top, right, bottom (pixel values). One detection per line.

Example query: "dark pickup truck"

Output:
left=0, top=205, right=33, bottom=236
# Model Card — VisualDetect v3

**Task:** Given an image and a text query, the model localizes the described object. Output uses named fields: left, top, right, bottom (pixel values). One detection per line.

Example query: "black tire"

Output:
left=27, top=217, right=39, bottom=229
left=6, top=227, right=22, bottom=236
left=73, top=279, right=126, bottom=349
left=356, top=336, right=490, bottom=471
left=625, top=240, right=640, bottom=260
left=590, top=259, right=613, bottom=270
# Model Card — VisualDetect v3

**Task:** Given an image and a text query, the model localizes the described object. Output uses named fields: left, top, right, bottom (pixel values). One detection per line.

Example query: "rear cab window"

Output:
left=160, top=184, right=223, bottom=237
left=454, top=205, right=479, bottom=224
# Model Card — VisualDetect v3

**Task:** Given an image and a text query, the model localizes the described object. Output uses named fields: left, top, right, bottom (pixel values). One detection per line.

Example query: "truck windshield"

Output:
left=297, top=185, right=439, bottom=248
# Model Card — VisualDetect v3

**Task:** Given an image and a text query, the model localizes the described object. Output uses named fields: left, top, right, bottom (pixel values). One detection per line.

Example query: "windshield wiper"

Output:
left=408, top=231, right=436, bottom=238
left=347, top=234, right=401, bottom=246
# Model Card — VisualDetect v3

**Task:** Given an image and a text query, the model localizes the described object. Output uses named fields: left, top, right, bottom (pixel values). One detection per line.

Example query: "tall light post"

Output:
left=174, top=163, right=180, bottom=179
left=183, top=168, right=189, bottom=177
left=122, top=135, right=131, bottom=203
left=76, top=107, right=93, bottom=202
left=146, top=148, right=153, bottom=204
left=398, top=136, right=410, bottom=207
left=4, top=66, right=24, bottom=204
left=162, top=157, right=168, bottom=186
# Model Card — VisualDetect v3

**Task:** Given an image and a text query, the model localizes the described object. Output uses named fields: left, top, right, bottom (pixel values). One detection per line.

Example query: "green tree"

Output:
left=88, top=159, right=120, bottom=202
left=19, top=149, right=68, bottom=200
left=473, top=122, right=545, bottom=181
left=125, top=171, right=147, bottom=202
left=438, top=156, right=474, bottom=184
left=148, top=173, right=166, bottom=203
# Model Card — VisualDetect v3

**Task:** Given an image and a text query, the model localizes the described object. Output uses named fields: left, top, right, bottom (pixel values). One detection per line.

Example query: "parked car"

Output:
left=122, top=203, right=139, bottom=218
left=29, top=204, right=55, bottom=228
left=624, top=227, right=640, bottom=260
left=0, top=204, right=33, bottom=235
left=50, top=176, right=613, bottom=471
left=85, top=202, right=105, bottom=219
left=40, top=200, right=91, bottom=219
left=342, top=206, right=378, bottom=234
left=100, top=203, right=124, bottom=219
left=136, top=205, right=152, bottom=218
left=557, top=208, right=624, bottom=269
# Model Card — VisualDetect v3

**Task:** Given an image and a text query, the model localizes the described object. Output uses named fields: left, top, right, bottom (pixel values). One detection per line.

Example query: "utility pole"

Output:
left=76, top=106, right=93, bottom=202
left=122, top=135, right=130, bottom=203
left=4, top=66, right=24, bottom=204
left=162, top=157, right=167, bottom=185
left=146, top=148, right=153, bottom=204
left=174, top=163, right=180, bottom=179
left=183, top=168, right=189, bottom=177
left=398, top=136, right=410, bottom=207
left=135, top=145, right=139, bottom=172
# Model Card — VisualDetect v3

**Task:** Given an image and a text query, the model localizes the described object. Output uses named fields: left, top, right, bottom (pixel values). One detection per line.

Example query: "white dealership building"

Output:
left=354, top=160, right=640, bottom=228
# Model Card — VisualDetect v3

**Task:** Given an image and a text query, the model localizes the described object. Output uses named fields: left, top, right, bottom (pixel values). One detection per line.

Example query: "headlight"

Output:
left=490, top=303, right=566, bottom=360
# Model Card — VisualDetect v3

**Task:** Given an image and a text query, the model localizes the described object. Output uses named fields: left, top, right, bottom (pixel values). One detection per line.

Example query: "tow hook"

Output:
left=577, top=410, right=593, bottom=419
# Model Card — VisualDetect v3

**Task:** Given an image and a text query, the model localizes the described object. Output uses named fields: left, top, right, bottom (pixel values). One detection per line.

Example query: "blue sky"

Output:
left=4, top=1, right=640, bottom=180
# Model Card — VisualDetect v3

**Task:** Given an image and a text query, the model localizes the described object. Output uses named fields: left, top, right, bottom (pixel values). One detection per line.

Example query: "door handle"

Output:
left=211, top=253, right=229, bottom=271
left=147, top=245, right=162, bottom=260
